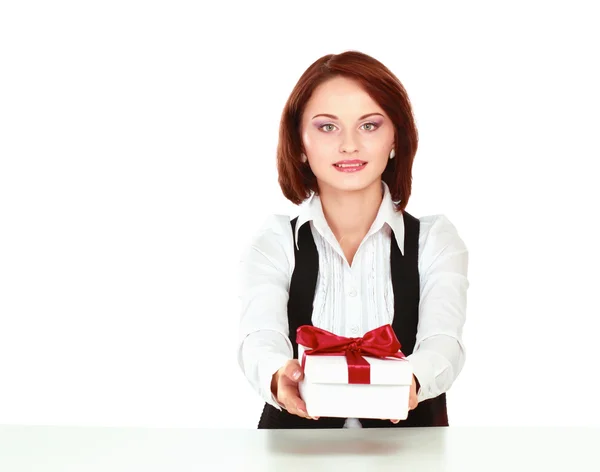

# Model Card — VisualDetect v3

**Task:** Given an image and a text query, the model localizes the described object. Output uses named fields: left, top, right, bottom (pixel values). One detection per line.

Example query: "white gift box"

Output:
left=297, top=343, right=413, bottom=420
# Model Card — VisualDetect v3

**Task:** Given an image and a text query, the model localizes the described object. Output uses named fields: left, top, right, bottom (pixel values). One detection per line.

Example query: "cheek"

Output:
left=301, top=128, right=314, bottom=149
left=302, top=129, right=333, bottom=154
left=365, top=129, right=394, bottom=153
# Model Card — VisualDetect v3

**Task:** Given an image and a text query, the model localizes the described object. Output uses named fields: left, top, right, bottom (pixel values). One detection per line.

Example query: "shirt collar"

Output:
left=293, top=181, right=405, bottom=255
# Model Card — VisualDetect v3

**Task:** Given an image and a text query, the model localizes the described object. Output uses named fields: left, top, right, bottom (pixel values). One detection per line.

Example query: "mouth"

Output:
left=333, top=160, right=368, bottom=172
left=333, top=160, right=367, bottom=169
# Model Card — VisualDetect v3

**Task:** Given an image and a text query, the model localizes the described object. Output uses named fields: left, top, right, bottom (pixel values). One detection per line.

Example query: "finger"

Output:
left=291, top=397, right=309, bottom=417
left=390, top=419, right=400, bottom=424
left=282, top=359, right=303, bottom=382
left=287, top=401, right=309, bottom=418
left=279, top=386, right=309, bottom=418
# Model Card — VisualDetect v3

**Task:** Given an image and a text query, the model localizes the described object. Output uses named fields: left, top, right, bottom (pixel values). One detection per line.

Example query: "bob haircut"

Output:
left=276, top=50, right=418, bottom=212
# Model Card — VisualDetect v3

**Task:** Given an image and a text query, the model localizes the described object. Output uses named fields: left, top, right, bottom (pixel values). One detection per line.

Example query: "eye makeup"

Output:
left=310, top=112, right=386, bottom=131
left=313, top=120, right=334, bottom=130
left=313, top=119, right=384, bottom=132
left=363, top=118, right=384, bottom=129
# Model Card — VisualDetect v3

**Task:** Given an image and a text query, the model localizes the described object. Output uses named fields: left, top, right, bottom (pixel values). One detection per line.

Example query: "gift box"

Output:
left=297, top=324, right=413, bottom=420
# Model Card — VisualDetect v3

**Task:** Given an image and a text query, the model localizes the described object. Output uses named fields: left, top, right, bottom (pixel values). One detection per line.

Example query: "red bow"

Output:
left=296, top=324, right=405, bottom=384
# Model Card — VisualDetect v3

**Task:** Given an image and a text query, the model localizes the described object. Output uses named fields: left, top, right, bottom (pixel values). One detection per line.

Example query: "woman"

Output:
left=237, top=50, right=469, bottom=429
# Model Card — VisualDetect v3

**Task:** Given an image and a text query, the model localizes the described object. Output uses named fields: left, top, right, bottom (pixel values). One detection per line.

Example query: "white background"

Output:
left=1, top=1, right=598, bottom=429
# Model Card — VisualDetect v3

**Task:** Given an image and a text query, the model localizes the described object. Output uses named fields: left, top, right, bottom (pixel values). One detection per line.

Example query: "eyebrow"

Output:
left=311, top=112, right=384, bottom=121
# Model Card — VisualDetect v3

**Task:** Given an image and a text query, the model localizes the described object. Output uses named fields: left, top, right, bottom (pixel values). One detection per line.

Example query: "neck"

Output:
left=318, top=180, right=384, bottom=243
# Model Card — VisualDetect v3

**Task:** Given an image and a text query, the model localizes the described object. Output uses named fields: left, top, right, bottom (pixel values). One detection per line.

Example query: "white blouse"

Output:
left=237, top=182, right=469, bottom=424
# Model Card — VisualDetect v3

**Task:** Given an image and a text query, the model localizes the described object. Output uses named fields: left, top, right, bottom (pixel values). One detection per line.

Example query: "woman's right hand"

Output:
left=271, top=360, right=318, bottom=420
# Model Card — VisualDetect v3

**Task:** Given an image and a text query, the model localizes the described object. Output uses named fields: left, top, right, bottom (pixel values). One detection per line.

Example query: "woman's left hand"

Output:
left=390, top=375, right=419, bottom=424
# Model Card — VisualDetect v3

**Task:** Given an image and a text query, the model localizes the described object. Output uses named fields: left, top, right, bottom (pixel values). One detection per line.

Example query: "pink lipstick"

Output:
left=333, top=159, right=367, bottom=172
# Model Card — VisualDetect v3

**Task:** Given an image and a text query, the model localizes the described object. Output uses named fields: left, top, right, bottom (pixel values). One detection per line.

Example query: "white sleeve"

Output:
left=407, top=214, right=469, bottom=402
left=236, top=214, right=296, bottom=409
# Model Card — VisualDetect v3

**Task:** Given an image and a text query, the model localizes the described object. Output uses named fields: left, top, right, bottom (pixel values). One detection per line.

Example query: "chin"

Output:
left=318, top=174, right=381, bottom=194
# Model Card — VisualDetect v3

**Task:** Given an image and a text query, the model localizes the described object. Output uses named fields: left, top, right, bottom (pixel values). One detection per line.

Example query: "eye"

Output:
left=317, top=122, right=379, bottom=132
left=319, top=123, right=337, bottom=132
left=361, top=122, right=379, bottom=131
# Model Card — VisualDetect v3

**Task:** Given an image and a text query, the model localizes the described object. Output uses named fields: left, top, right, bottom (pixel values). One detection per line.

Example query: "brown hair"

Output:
left=276, top=50, right=418, bottom=212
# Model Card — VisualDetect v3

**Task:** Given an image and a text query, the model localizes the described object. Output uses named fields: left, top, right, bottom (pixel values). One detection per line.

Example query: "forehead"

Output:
left=304, top=76, right=383, bottom=117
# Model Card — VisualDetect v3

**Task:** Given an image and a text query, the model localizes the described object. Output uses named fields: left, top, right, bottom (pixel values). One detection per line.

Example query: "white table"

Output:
left=1, top=425, right=598, bottom=471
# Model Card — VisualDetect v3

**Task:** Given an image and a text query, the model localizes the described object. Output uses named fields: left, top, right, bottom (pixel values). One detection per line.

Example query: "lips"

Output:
left=332, top=159, right=368, bottom=173
left=333, top=159, right=367, bottom=168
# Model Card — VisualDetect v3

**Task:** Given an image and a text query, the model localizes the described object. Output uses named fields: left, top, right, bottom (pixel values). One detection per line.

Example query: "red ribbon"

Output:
left=296, top=324, right=405, bottom=384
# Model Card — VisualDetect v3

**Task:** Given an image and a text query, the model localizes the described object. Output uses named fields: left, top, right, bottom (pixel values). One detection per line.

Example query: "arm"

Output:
left=237, top=215, right=295, bottom=410
left=407, top=214, right=469, bottom=402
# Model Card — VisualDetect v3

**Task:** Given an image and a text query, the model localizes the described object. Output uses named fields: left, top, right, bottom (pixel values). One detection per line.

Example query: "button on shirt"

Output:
left=237, top=182, right=469, bottom=420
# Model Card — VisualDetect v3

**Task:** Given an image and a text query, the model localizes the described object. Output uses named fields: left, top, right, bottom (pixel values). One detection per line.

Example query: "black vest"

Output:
left=257, top=211, right=448, bottom=429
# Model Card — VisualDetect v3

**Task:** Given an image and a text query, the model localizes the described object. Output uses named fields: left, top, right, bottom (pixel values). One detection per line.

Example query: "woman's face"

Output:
left=300, top=76, right=395, bottom=195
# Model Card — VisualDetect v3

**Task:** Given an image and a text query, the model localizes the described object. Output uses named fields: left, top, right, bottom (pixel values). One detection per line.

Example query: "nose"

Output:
left=339, top=129, right=359, bottom=154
